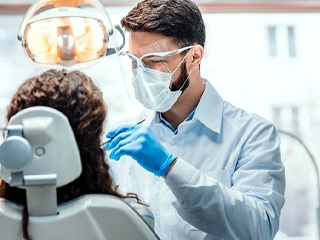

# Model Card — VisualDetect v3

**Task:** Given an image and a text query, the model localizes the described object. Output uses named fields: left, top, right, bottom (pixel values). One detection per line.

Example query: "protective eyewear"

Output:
left=119, top=46, right=193, bottom=71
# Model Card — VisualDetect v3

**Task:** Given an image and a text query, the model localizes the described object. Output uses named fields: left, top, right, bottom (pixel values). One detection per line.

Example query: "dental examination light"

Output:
left=17, top=0, right=125, bottom=68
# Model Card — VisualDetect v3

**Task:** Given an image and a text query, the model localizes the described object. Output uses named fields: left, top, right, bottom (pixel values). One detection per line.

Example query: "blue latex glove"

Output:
left=105, top=124, right=176, bottom=177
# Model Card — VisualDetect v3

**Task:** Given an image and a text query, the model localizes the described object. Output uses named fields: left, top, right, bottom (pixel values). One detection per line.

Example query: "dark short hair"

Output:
left=121, top=0, right=206, bottom=48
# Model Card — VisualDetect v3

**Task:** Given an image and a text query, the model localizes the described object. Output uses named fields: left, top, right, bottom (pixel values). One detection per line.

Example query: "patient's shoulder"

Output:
left=125, top=198, right=155, bottom=230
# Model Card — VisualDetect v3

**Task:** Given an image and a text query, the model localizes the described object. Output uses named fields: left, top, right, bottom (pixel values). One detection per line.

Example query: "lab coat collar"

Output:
left=193, top=80, right=223, bottom=133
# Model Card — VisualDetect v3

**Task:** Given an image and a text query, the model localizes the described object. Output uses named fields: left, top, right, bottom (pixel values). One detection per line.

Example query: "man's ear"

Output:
left=189, top=44, right=204, bottom=71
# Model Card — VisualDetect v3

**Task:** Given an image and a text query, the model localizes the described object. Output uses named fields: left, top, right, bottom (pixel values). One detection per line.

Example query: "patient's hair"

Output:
left=0, top=69, right=141, bottom=240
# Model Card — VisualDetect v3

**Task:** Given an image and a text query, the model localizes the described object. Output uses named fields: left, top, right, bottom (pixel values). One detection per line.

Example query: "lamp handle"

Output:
left=106, top=25, right=126, bottom=56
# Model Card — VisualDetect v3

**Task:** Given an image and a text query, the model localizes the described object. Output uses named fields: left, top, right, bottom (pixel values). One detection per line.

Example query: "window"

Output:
left=272, top=106, right=301, bottom=137
left=288, top=26, right=297, bottom=57
left=267, top=25, right=297, bottom=58
left=268, top=26, right=278, bottom=56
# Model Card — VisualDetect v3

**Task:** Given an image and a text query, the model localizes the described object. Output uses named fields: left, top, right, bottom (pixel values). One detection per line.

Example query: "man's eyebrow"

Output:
left=142, top=55, right=166, bottom=60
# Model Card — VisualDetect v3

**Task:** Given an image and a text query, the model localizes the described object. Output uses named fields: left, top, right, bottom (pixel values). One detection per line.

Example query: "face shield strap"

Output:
left=171, top=47, right=193, bottom=76
left=178, top=69, right=193, bottom=93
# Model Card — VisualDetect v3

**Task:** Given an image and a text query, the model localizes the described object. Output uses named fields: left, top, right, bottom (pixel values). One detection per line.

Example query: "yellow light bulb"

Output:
left=85, top=20, right=104, bottom=52
left=70, top=17, right=86, bottom=37
left=27, top=22, right=51, bottom=54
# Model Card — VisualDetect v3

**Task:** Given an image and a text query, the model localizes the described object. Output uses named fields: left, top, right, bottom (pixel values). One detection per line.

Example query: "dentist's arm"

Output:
left=164, top=124, right=285, bottom=239
left=106, top=122, right=285, bottom=239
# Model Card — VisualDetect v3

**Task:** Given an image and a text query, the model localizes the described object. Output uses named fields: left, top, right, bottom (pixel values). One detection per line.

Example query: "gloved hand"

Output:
left=105, top=124, right=176, bottom=177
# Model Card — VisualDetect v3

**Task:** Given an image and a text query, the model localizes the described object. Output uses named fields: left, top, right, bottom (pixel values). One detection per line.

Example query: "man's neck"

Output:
left=161, top=79, right=205, bottom=129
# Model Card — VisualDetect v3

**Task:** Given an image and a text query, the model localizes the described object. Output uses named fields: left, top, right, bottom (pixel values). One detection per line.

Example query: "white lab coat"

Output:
left=108, top=80, right=285, bottom=240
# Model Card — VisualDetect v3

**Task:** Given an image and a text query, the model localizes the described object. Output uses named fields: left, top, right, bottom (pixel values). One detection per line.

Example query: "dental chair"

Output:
left=0, top=106, right=159, bottom=240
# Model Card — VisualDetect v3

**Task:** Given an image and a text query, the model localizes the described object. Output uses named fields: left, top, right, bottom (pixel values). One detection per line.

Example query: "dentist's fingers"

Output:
left=109, top=138, right=143, bottom=160
left=105, top=124, right=144, bottom=151
left=106, top=124, right=138, bottom=139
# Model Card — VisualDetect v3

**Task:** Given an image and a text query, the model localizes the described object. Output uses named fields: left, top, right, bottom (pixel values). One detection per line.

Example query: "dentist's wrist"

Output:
left=164, top=158, right=177, bottom=179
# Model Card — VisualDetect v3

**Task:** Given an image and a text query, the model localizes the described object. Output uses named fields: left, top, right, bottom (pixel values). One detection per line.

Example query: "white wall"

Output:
left=201, top=13, right=320, bottom=239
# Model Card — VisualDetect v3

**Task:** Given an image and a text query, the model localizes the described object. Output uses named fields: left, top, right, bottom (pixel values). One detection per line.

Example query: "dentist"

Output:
left=105, top=0, right=285, bottom=239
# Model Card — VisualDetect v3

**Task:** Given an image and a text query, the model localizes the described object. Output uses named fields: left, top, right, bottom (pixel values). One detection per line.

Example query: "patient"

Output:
left=0, top=69, right=152, bottom=239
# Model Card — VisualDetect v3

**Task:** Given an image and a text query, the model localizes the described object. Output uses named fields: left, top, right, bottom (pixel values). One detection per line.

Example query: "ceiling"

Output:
left=1, top=0, right=320, bottom=13
left=0, top=0, right=319, bottom=4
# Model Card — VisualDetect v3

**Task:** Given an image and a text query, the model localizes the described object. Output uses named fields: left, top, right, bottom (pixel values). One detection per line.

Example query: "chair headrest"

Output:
left=0, top=106, right=82, bottom=188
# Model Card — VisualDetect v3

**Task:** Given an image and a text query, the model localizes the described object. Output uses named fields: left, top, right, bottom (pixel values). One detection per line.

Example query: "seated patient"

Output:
left=0, top=69, right=153, bottom=240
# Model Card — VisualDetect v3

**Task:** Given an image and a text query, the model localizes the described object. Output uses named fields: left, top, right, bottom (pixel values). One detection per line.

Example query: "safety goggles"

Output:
left=119, top=46, right=193, bottom=72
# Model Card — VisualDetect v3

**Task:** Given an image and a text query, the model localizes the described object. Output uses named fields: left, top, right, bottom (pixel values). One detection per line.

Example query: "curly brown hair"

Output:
left=0, top=69, right=141, bottom=239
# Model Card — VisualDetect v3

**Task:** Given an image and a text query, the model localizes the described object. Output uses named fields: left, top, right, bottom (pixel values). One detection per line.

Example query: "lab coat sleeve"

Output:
left=165, top=124, right=285, bottom=240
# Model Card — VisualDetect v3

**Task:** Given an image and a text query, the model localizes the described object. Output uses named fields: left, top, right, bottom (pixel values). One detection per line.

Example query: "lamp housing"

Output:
left=18, top=0, right=124, bottom=68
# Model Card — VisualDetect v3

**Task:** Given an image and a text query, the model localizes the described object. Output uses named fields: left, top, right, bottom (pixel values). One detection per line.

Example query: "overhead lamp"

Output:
left=18, top=0, right=125, bottom=67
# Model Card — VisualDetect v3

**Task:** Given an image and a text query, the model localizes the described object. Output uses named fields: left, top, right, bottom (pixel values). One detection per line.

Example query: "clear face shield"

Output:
left=117, top=39, right=193, bottom=113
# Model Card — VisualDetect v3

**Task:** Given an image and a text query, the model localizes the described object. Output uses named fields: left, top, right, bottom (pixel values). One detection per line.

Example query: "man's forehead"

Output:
left=129, top=39, right=170, bottom=57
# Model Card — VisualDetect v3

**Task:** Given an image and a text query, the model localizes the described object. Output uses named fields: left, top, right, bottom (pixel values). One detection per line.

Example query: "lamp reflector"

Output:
left=23, top=9, right=107, bottom=67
